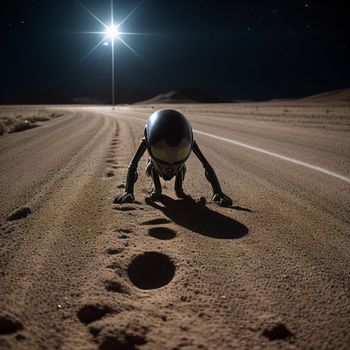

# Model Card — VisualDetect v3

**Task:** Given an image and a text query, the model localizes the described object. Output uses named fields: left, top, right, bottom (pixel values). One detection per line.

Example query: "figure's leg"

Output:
left=149, top=165, right=162, bottom=201
left=175, top=165, right=189, bottom=199
left=192, top=140, right=232, bottom=206
left=114, top=138, right=147, bottom=204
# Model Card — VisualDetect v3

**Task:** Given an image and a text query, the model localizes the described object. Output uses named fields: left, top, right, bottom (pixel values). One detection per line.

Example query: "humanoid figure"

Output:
left=114, top=109, right=232, bottom=206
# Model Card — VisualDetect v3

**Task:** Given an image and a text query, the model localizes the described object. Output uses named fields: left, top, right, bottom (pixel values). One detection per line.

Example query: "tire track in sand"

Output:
left=0, top=113, right=121, bottom=349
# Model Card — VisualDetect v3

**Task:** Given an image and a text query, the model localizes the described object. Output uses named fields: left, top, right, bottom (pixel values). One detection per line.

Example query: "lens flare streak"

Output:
left=118, top=36, right=147, bottom=63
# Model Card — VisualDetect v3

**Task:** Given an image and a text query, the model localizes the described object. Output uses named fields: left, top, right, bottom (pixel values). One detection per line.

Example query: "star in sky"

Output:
left=75, top=0, right=147, bottom=64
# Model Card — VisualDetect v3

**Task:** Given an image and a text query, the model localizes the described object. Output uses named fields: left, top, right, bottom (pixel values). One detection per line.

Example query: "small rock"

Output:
left=6, top=207, right=31, bottom=221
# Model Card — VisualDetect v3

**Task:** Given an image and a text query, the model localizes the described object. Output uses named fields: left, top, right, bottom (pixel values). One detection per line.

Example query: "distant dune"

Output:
left=136, top=88, right=222, bottom=104
left=72, top=96, right=108, bottom=104
left=299, top=88, right=350, bottom=102
left=267, top=98, right=297, bottom=103
left=136, top=87, right=350, bottom=105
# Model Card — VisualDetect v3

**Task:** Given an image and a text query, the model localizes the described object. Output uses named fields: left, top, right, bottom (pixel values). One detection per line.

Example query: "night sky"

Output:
left=1, top=0, right=349, bottom=104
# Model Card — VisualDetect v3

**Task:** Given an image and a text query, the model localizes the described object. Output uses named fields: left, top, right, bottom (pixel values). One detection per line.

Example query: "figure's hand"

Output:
left=175, top=190, right=192, bottom=201
left=212, top=192, right=232, bottom=207
left=147, top=189, right=162, bottom=202
left=113, top=192, right=134, bottom=204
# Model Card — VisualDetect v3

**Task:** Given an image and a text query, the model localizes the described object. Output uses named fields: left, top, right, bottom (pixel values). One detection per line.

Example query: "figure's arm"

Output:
left=114, top=138, right=147, bottom=204
left=192, top=140, right=232, bottom=206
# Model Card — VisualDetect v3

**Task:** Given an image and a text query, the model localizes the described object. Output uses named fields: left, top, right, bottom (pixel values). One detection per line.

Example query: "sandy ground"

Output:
left=0, top=103, right=349, bottom=349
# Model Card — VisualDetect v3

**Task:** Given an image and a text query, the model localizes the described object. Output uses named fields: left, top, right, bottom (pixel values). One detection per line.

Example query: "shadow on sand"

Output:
left=145, top=195, right=248, bottom=239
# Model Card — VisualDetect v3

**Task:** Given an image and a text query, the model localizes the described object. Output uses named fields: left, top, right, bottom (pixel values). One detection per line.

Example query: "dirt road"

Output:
left=1, top=103, right=349, bottom=349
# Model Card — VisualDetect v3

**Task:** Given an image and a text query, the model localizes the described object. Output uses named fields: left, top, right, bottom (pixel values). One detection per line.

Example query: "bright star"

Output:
left=75, top=0, right=147, bottom=62
left=104, top=24, right=119, bottom=40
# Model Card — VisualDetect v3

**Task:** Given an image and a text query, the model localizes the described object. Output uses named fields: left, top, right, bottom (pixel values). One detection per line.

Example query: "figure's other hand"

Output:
left=113, top=192, right=134, bottom=204
left=212, top=192, right=232, bottom=207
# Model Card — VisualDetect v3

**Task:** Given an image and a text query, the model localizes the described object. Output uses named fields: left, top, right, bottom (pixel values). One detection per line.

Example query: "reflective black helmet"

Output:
left=144, top=109, right=193, bottom=180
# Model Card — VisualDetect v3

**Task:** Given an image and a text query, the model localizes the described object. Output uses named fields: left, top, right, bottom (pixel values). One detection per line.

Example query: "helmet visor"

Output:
left=150, top=139, right=191, bottom=164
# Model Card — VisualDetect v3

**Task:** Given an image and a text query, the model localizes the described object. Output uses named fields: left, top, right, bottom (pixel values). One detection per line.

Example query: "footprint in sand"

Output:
left=148, top=227, right=176, bottom=240
left=261, top=323, right=295, bottom=342
left=106, top=248, right=124, bottom=255
left=114, top=206, right=136, bottom=212
left=140, top=218, right=171, bottom=225
left=117, top=229, right=132, bottom=239
left=77, top=304, right=114, bottom=325
left=6, top=207, right=31, bottom=221
left=127, top=252, right=175, bottom=290
left=98, top=329, right=147, bottom=350
left=104, top=280, right=129, bottom=294
left=0, top=314, right=23, bottom=334
left=105, top=170, right=115, bottom=178
left=106, top=261, right=121, bottom=269
left=90, top=313, right=148, bottom=349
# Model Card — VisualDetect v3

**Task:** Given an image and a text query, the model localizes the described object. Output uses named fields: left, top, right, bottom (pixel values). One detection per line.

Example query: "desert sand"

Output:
left=0, top=101, right=349, bottom=349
